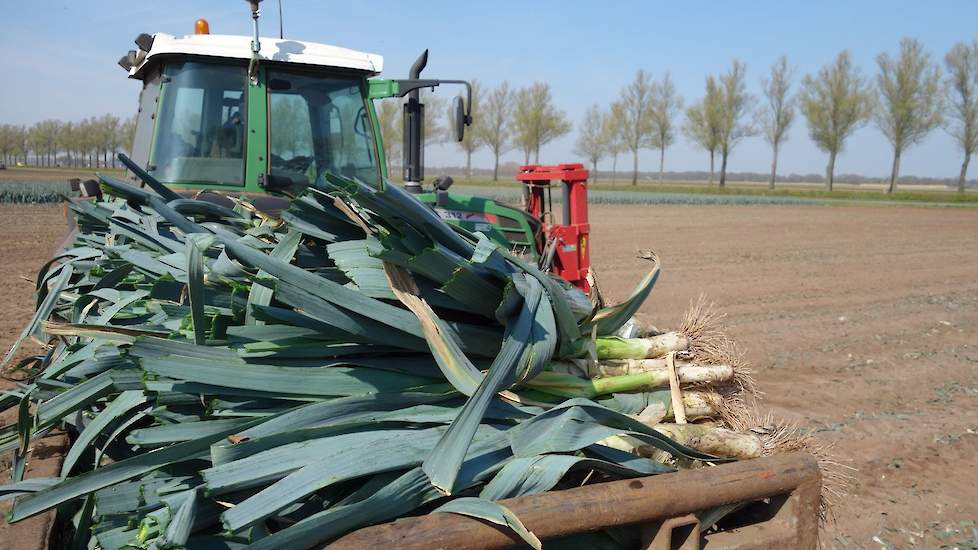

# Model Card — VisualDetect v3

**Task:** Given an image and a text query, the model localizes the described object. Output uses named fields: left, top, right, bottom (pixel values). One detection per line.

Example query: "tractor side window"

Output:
left=149, top=62, right=247, bottom=186
left=268, top=71, right=379, bottom=188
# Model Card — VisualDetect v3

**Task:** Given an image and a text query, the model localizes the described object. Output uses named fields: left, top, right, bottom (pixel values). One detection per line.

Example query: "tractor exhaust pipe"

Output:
left=402, top=49, right=428, bottom=193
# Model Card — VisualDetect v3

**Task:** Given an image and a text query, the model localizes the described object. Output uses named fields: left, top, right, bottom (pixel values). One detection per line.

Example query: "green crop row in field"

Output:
left=438, top=177, right=978, bottom=205
left=450, top=186, right=831, bottom=206
left=0, top=182, right=71, bottom=204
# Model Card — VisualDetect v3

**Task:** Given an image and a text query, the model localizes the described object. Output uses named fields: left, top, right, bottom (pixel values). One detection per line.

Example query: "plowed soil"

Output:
left=590, top=204, right=978, bottom=548
left=0, top=205, right=71, bottom=550
left=1, top=202, right=977, bottom=549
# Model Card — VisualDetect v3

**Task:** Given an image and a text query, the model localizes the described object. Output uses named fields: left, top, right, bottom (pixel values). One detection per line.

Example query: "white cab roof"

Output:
left=130, top=33, right=383, bottom=77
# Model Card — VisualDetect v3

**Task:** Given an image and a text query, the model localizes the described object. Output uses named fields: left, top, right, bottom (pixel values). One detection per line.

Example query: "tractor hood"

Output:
left=128, top=33, right=383, bottom=79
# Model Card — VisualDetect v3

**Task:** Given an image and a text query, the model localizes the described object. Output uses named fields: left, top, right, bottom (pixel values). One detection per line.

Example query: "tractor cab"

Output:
left=122, top=28, right=386, bottom=195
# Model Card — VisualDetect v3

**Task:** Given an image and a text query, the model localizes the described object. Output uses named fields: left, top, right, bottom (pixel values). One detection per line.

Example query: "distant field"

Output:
left=450, top=185, right=831, bottom=206
left=434, top=175, right=978, bottom=206
left=3, top=167, right=975, bottom=207
left=0, top=166, right=125, bottom=183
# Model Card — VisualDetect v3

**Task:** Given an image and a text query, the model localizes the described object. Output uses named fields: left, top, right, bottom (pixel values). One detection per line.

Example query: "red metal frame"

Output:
left=516, top=163, right=591, bottom=292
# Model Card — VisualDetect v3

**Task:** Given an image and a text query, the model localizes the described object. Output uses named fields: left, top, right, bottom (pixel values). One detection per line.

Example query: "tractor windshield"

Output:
left=267, top=70, right=380, bottom=187
left=149, top=62, right=248, bottom=185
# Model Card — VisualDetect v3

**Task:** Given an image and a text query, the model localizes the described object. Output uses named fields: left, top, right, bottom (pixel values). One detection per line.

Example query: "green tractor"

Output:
left=113, top=3, right=565, bottom=267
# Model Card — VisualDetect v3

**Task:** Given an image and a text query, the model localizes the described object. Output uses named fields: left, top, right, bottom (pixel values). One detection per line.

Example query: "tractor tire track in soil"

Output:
left=1, top=202, right=977, bottom=548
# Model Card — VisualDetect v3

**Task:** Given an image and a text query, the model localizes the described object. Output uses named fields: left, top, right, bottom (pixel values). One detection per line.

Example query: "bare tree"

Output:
left=57, top=121, right=75, bottom=166
left=512, top=82, right=571, bottom=164
left=512, top=87, right=535, bottom=164
left=758, top=56, right=795, bottom=189
left=944, top=40, right=978, bottom=193
left=650, top=73, right=683, bottom=182
left=447, top=79, right=481, bottom=180
left=99, top=114, right=121, bottom=168
left=121, top=116, right=137, bottom=151
left=73, top=118, right=93, bottom=167
left=82, top=117, right=99, bottom=167
left=876, top=38, right=944, bottom=193
left=14, top=125, right=29, bottom=166
left=117, top=115, right=137, bottom=163
left=475, top=82, right=513, bottom=181
left=375, top=99, right=402, bottom=175
left=716, top=61, right=755, bottom=187
left=0, top=124, right=16, bottom=166
left=602, top=102, right=627, bottom=183
left=419, top=89, right=447, bottom=154
left=683, top=77, right=724, bottom=184
left=798, top=51, right=873, bottom=191
left=618, top=70, right=655, bottom=184
left=574, top=104, right=606, bottom=178
left=29, top=120, right=60, bottom=167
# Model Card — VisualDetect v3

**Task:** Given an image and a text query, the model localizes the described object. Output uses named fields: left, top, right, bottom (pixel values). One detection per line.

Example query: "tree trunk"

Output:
left=493, top=153, right=500, bottom=181
left=708, top=150, right=715, bottom=185
left=523, top=150, right=530, bottom=165
left=466, top=151, right=472, bottom=181
left=719, top=149, right=728, bottom=188
left=612, top=153, right=617, bottom=184
left=769, top=142, right=779, bottom=190
left=631, top=149, right=639, bottom=185
left=658, top=147, right=665, bottom=183
left=887, top=149, right=901, bottom=194
left=592, top=160, right=598, bottom=182
left=534, top=146, right=540, bottom=164
left=825, top=150, right=836, bottom=192
left=958, top=153, right=970, bottom=193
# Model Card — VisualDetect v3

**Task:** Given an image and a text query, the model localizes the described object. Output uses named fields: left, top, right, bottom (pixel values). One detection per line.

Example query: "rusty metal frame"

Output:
left=326, top=452, right=821, bottom=550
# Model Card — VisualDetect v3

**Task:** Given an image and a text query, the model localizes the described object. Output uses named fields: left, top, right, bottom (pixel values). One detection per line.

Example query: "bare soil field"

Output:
left=590, top=204, right=978, bottom=548
left=1, top=202, right=976, bottom=548
left=0, top=167, right=124, bottom=183
left=0, top=205, right=70, bottom=550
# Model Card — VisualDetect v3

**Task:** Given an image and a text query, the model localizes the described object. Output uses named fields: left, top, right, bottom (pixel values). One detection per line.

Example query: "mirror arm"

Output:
left=392, top=79, right=473, bottom=125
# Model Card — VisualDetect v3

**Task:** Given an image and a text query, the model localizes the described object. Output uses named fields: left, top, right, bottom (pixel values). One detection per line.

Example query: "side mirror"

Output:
left=452, top=96, right=466, bottom=142
left=433, top=175, right=454, bottom=191
left=433, top=175, right=454, bottom=207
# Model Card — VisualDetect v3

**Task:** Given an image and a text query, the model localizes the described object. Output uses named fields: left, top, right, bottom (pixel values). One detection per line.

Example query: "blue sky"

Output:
left=1, top=1, right=976, bottom=180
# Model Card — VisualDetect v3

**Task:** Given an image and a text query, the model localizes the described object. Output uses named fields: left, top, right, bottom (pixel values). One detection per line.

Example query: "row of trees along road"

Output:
left=588, top=38, right=976, bottom=193
left=0, top=115, right=136, bottom=169
left=376, top=37, right=976, bottom=193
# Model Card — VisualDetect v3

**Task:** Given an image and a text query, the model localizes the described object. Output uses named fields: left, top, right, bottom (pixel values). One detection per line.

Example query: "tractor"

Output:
left=93, top=2, right=822, bottom=547
left=113, top=3, right=593, bottom=293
